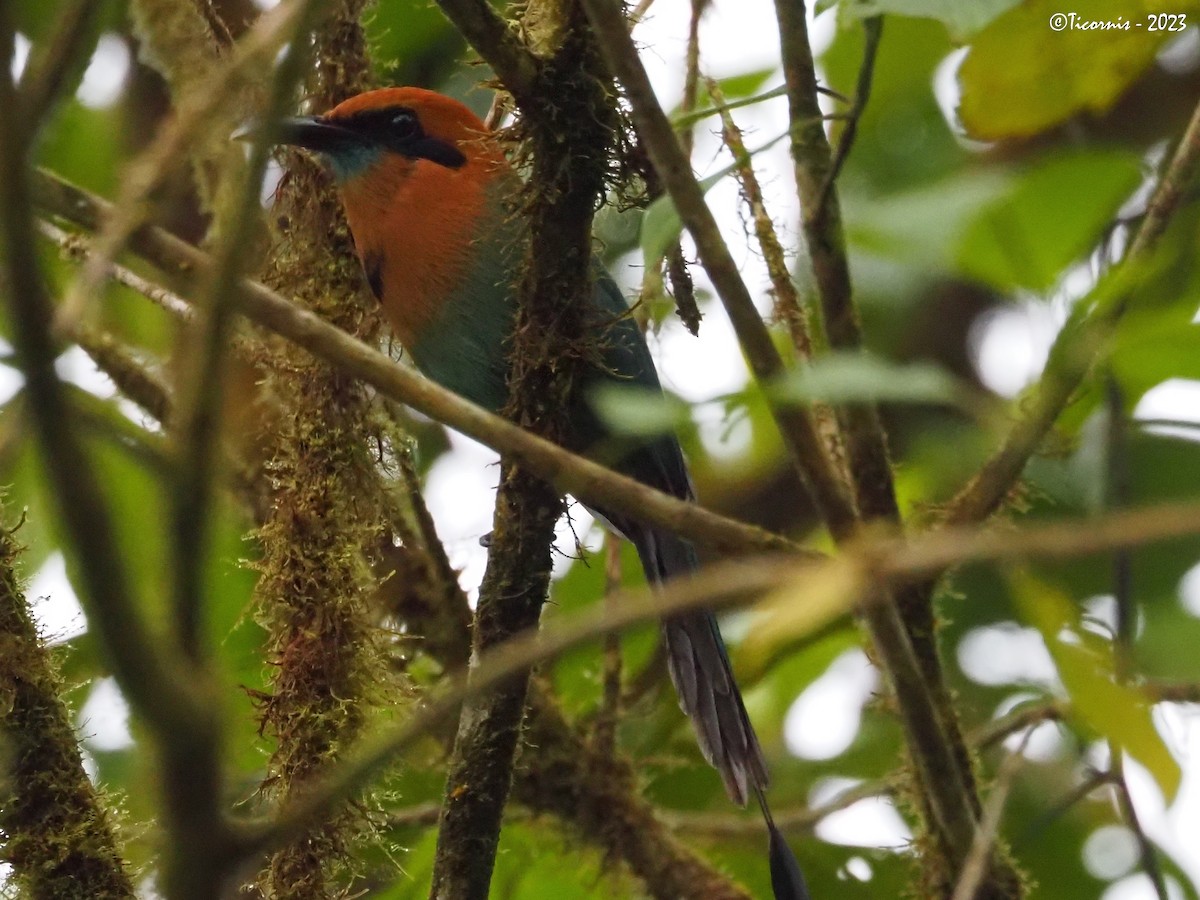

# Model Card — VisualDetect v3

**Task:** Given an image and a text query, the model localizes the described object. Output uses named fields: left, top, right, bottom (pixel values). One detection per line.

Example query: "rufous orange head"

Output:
left=275, top=87, right=501, bottom=182
left=273, top=88, right=515, bottom=350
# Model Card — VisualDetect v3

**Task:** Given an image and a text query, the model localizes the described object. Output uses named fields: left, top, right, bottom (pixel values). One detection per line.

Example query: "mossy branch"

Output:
left=430, top=3, right=619, bottom=895
left=0, top=508, right=136, bottom=900
left=249, top=2, right=387, bottom=896
left=431, top=0, right=541, bottom=106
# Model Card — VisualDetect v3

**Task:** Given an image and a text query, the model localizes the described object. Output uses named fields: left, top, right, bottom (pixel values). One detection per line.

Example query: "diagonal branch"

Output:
left=232, top=508, right=1200, bottom=862
left=772, top=1, right=1004, bottom=889
left=54, top=0, right=301, bottom=334
left=945, top=95, right=1200, bottom=527
left=0, top=15, right=211, bottom=748
left=31, top=169, right=808, bottom=562
left=432, top=0, right=540, bottom=106
left=579, top=0, right=854, bottom=532
left=16, top=0, right=111, bottom=127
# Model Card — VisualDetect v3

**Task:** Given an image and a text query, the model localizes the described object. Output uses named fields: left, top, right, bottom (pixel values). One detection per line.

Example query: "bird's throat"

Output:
left=324, top=144, right=385, bottom=182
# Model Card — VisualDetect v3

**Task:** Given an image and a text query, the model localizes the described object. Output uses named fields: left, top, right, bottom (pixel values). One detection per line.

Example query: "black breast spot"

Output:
left=363, top=250, right=384, bottom=301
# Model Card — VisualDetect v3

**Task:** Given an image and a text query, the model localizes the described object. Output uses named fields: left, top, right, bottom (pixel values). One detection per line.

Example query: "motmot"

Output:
left=273, top=87, right=809, bottom=899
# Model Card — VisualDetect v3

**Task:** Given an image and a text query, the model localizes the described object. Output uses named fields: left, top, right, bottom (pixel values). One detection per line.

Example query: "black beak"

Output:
left=270, top=116, right=365, bottom=153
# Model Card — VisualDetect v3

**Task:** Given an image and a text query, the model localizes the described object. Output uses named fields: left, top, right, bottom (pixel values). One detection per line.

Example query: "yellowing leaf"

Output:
left=1011, top=572, right=1182, bottom=801
left=834, top=0, right=1022, bottom=38
left=738, top=560, right=863, bottom=678
left=959, top=0, right=1197, bottom=139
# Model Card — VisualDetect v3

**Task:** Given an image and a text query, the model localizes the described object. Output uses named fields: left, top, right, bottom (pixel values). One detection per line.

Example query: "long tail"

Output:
left=634, top=524, right=812, bottom=900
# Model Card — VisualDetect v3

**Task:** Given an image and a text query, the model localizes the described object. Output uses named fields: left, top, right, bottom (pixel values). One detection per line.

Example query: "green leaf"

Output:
left=673, top=84, right=788, bottom=128
left=843, top=170, right=1012, bottom=272
left=1112, top=321, right=1200, bottom=404
left=956, top=150, right=1142, bottom=291
left=831, top=0, right=1022, bottom=37
left=640, top=132, right=787, bottom=269
left=959, top=0, right=1199, bottom=139
left=698, top=68, right=777, bottom=106
left=1011, top=572, right=1182, bottom=802
left=587, top=383, right=691, bottom=439
left=771, top=351, right=976, bottom=410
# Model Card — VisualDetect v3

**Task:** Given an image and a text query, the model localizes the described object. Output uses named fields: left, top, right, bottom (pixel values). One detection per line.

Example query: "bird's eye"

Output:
left=391, top=111, right=418, bottom=138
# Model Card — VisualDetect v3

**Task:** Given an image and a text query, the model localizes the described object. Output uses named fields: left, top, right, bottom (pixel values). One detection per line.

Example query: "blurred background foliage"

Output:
left=3, top=0, right=1200, bottom=897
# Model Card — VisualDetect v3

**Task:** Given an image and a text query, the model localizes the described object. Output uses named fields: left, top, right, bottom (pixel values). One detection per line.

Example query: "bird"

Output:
left=271, top=86, right=810, bottom=900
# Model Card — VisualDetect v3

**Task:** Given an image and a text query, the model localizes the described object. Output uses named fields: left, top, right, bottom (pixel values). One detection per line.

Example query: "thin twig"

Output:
left=37, top=219, right=194, bottom=320
left=673, top=680, right=1199, bottom=840
left=814, top=16, right=881, bottom=223
left=1110, top=754, right=1170, bottom=900
left=945, top=94, right=1200, bottom=527
left=53, top=0, right=302, bottom=335
left=1104, top=377, right=1169, bottom=900
left=593, top=533, right=625, bottom=757
left=17, top=0, right=109, bottom=126
left=657, top=0, right=707, bottom=335
left=579, top=0, right=853, bottom=531
left=707, top=75, right=844, bottom=475
left=707, top=78, right=813, bottom=359
left=1016, top=768, right=1113, bottom=847
left=950, top=732, right=1030, bottom=900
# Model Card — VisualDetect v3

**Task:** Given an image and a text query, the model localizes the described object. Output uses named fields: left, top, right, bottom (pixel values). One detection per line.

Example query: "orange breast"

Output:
left=339, top=151, right=505, bottom=348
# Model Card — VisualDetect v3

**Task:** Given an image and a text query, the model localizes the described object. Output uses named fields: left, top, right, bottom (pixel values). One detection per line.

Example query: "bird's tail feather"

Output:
left=758, top=787, right=813, bottom=900
left=623, top=522, right=811, bottom=900
left=637, top=525, right=768, bottom=803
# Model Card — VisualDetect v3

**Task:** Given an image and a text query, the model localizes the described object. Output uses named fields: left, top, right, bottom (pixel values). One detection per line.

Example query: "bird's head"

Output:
left=275, top=87, right=493, bottom=183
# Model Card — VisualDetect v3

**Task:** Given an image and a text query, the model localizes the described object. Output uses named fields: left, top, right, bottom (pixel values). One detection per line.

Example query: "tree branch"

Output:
left=0, top=24, right=233, bottom=900
left=773, top=2, right=1002, bottom=889
left=430, top=5, right=621, bottom=894
left=0, top=11, right=212, bottom=753
left=55, top=0, right=300, bottom=334
left=945, top=94, right=1200, bottom=527
left=31, top=168, right=807, bottom=562
left=431, top=0, right=540, bottom=106
left=578, top=0, right=854, bottom=531
left=169, top=0, right=319, bottom=662
left=232, top=505, right=1200, bottom=864
left=17, top=0, right=110, bottom=128
left=0, top=507, right=136, bottom=899
left=515, top=682, right=752, bottom=899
